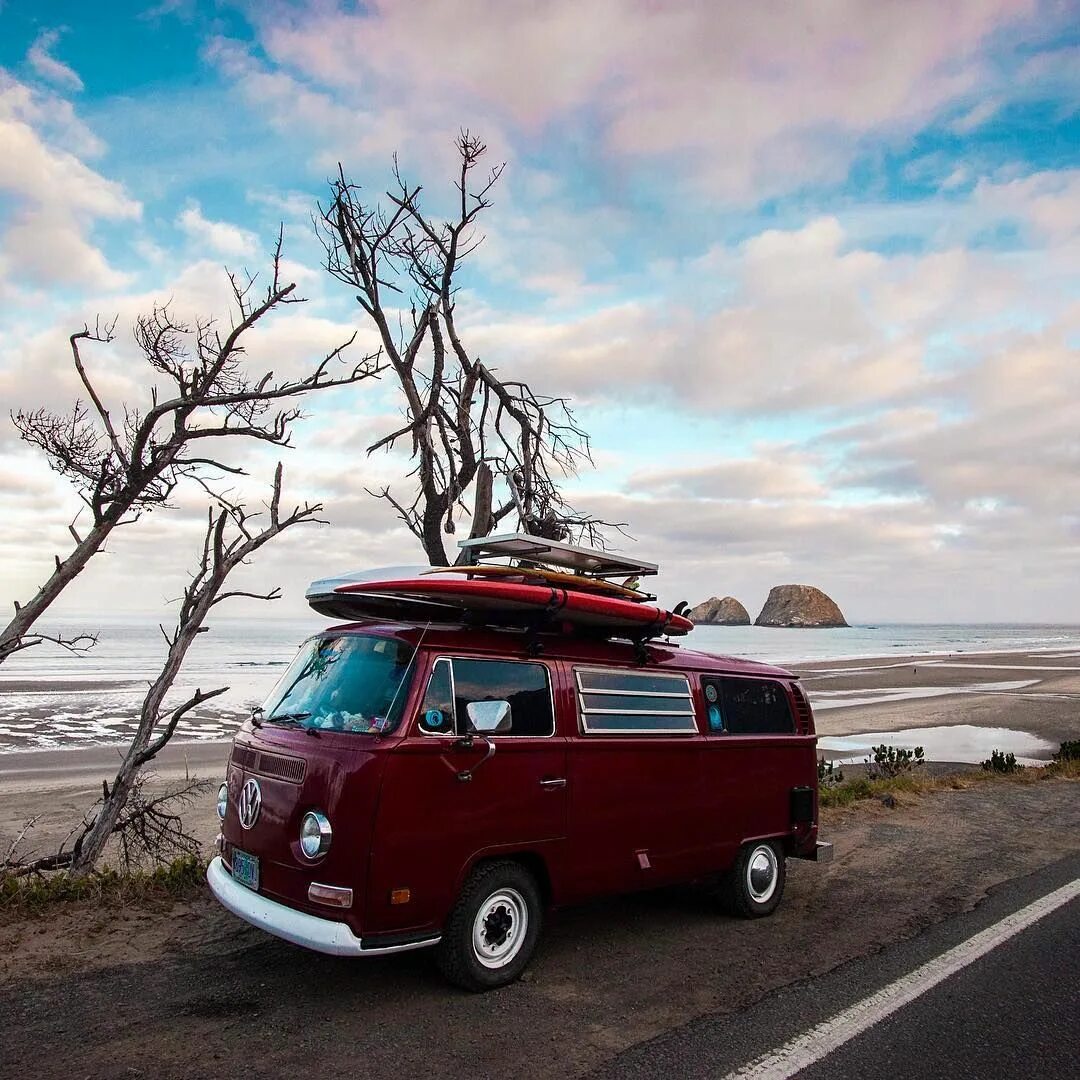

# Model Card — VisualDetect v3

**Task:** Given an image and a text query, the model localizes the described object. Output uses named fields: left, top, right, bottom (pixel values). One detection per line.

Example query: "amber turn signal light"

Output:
left=389, top=887, right=411, bottom=905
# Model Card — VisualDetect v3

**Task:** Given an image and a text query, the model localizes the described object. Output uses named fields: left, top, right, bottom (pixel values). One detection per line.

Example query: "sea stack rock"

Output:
left=755, top=585, right=848, bottom=628
left=687, top=596, right=751, bottom=625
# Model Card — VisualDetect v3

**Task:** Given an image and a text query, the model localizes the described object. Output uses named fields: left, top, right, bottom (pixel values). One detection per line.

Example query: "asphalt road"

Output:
left=592, top=851, right=1080, bottom=1079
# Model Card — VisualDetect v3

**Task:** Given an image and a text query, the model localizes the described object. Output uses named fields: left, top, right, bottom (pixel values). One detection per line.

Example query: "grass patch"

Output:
left=819, top=755, right=1080, bottom=810
left=0, top=854, right=205, bottom=916
left=819, top=773, right=943, bottom=808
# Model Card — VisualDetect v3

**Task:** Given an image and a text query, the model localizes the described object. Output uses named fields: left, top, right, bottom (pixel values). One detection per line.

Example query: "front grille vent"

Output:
left=231, top=745, right=257, bottom=770
left=790, top=684, right=813, bottom=735
left=231, top=744, right=306, bottom=783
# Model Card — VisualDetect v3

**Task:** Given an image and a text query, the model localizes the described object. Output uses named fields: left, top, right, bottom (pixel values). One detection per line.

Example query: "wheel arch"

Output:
left=458, top=848, right=554, bottom=910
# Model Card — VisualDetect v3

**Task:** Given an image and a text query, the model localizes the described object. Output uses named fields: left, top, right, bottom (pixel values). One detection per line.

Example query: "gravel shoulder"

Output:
left=1, top=777, right=1078, bottom=1080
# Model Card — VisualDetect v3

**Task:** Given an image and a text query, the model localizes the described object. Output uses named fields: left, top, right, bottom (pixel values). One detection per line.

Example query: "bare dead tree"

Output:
left=319, top=132, right=621, bottom=565
left=2, top=234, right=383, bottom=665
left=63, top=465, right=323, bottom=874
left=1, top=777, right=210, bottom=878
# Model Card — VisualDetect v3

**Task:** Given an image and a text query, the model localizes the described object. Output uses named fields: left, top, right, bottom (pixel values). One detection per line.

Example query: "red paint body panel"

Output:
left=217, top=621, right=820, bottom=944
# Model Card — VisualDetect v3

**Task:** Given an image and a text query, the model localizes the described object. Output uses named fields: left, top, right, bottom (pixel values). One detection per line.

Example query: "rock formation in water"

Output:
left=755, top=584, right=847, bottom=628
left=687, top=596, right=751, bottom=625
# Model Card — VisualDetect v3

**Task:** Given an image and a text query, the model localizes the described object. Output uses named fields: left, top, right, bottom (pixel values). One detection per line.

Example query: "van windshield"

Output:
left=260, top=634, right=416, bottom=735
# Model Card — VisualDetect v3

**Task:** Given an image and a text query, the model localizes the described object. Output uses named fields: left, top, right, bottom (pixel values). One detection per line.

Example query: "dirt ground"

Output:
left=1, top=777, right=1077, bottom=1080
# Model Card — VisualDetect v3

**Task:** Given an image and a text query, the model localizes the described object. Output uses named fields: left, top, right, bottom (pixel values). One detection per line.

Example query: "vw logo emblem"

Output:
left=237, top=778, right=262, bottom=830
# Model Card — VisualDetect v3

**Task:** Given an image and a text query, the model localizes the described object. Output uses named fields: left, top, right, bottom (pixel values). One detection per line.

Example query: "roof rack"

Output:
left=456, top=532, right=658, bottom=578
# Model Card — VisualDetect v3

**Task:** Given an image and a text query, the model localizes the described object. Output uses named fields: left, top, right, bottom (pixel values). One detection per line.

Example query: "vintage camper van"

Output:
left=207, top=536, right=829, bottom=991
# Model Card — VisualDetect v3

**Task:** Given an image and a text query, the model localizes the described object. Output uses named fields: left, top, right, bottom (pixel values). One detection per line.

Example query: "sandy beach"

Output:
left=794, top=647, right=1080, bottom=752
left=1, top=646, right=1077, bottom=864
left=0, top=740, right=229, bottom=866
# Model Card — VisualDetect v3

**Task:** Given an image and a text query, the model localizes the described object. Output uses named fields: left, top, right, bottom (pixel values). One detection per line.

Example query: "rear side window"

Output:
left=576, top=668, right=696, bottom=734
left=701, top=677, right=794, bottom=735
left=417, top=658, right=554, bottom=736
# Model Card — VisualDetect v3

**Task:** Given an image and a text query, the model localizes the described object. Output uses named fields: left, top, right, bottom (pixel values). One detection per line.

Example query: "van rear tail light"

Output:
left=308, top=882, right=353, bottom=908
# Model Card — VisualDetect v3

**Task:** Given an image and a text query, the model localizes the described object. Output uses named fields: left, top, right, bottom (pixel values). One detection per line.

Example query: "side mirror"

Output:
left=466, top=699, right=512, bottom=734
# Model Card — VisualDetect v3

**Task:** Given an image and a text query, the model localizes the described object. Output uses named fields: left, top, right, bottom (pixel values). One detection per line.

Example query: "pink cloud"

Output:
left=237, top=0, right=1041, bottom=198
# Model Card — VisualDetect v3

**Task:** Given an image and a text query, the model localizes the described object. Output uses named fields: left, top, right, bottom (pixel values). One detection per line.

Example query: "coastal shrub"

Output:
left=1053, top=740, right=1080, bottom=762
left=0, top=854, right=204, bottom=915
left=1042, top=754, right=1080, bottom=780
left=817, top=759, right=844, bottom=787
left=866, top=744, right=925, bottom=780
left=982, top=749, right=1024, bottom=774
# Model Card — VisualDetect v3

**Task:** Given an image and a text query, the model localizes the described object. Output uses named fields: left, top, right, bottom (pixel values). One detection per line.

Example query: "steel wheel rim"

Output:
left=746, top=845, right=778, bottom=903
left=471, top=887, right=528, bottom=969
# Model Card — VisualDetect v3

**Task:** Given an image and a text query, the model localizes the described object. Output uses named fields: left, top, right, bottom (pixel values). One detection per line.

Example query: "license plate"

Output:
left=231, top=849, right=259, bottom=891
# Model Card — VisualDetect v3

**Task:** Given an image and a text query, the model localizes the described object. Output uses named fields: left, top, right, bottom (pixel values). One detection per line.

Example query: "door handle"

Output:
left=539, top=777, right=567, bottom=789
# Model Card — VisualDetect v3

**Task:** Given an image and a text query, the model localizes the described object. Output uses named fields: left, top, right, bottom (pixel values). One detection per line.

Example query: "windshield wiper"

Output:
left=265, top=711, right=320, bottom=737
left=266, top=711, right=312, bottom=725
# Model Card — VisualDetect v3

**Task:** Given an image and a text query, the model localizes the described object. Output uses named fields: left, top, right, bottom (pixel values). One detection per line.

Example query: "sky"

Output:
left=1, top=0, right=1079, bottom=626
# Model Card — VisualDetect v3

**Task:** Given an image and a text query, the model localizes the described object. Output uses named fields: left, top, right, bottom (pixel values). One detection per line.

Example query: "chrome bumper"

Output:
left=206, top=856, right=440, bottom=957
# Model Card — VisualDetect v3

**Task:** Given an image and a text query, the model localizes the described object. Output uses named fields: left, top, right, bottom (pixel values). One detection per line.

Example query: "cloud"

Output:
left=177, top=200, right=259, bottom=257
left=3, top=4, right=1080, bottom=624
left=972, top=168, right=1080, bottom=245
left=233, top=0, right=1052, bottom=200
left=26, top=29, right=84, bottom=92
left=632, top=450, right=827, bottom=503
left=0, top=73, right=140, bottom=290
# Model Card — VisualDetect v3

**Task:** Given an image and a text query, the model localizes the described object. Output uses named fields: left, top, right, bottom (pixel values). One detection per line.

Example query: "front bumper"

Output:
left=206, top=856, right=440, bottom=957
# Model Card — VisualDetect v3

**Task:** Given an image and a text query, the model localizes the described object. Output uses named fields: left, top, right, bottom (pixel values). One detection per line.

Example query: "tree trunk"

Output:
left=455, top=462, right=494, bottom=564
left=420, top=500, right=450, bottom=566
left=71, top=592, right=205, bottom=874
left=71, top=750, right=142, bottom=872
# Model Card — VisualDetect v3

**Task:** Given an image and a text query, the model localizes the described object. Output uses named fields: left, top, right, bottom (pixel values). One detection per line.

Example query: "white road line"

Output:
left=721, top=877, right=1080, bottom=1080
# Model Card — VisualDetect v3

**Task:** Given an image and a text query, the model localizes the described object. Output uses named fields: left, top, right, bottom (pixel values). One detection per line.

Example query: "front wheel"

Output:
left=436, top=860, right=542, bottom=992
left=720, top=840, right=786, bottom=918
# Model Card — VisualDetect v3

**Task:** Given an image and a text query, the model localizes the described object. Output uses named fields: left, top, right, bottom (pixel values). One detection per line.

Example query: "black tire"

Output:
left=719, top=840, right=786, bottom=918
left=436, top=860, right=543, bottom=992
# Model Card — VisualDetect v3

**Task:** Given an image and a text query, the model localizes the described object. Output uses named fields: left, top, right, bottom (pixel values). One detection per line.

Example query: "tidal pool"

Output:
left=817, top=724, right=1057, bottom=765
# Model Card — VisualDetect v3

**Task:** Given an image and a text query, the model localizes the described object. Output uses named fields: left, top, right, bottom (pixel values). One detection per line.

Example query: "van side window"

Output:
left=452, top=659, right=554, bottom=736
left=702, top=677, right=793, bottom=735
left=576, top=668, right=696, bottom=734
left=418, top=658, right=554, bottom=736
left=418, top=658, right=455, bottom=734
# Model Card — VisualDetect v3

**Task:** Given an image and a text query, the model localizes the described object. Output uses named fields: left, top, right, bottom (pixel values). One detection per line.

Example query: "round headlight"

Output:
left=216, top=783, right=228, bottom=822
left=300, top=811, right=332, bottom=859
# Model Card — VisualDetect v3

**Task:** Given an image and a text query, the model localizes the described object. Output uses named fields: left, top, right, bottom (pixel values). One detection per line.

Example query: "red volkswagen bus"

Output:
left=208, top=538, right=829, bottom=991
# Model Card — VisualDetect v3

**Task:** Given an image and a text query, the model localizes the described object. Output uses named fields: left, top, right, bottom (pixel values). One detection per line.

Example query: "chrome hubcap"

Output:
left=471, top=888, right=528, bottom=969
left=747, top=845, right=778, bottom=903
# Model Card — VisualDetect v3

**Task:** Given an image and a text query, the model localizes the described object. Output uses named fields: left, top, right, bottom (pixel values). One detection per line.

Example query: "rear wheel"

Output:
left=436, top=860, right=542, bottom=992
left=720, top=840, right=786, bottom=918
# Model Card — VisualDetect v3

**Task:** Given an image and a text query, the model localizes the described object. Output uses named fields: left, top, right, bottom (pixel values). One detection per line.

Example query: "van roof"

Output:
left=316, top=620, right=795, bottom=680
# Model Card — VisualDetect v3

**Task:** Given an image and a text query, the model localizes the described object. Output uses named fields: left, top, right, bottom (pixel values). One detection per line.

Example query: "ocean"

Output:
left=2, top=615, right=1080, bottom=753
